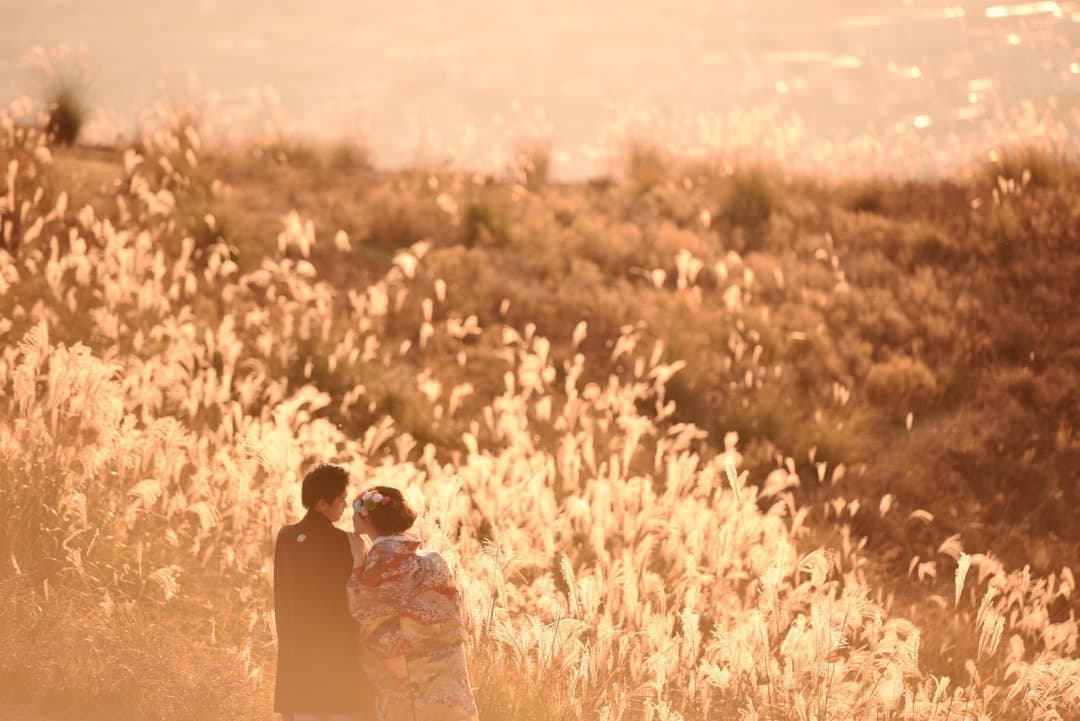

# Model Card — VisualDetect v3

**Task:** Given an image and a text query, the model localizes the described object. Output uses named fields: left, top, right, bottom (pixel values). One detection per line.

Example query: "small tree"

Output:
left=46, top=82, right=87, bottom=145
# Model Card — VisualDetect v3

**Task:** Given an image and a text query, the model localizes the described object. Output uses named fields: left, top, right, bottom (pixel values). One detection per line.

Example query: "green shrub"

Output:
left=621, top=139, right=667, bottom=195
left=903, top=225, right=957, bottom=267
left=721, top=168, right=777, bottom=229
left=570, top=217, right=641, bottom=274
left=362, top=184, right=444, bottom=253
left=259, top=138, right=321, bottom=169
left=328, top=142, right=375, bottom=173
left=789, top=406, right=880, bottom=480
left=850, top=182, right=886, bottom=214
left=462, top=196, right=513, bottom=248
left=984, top=147, right=1065, bottom=190
left=865, top=354, right=938, bottom=417
left=716, top=388, right=788, bottom=444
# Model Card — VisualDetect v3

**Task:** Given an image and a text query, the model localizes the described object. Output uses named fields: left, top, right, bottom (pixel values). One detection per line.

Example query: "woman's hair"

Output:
left=301, top=463, right=349, bottom=509
left=355, top=485, right=417, bottom=536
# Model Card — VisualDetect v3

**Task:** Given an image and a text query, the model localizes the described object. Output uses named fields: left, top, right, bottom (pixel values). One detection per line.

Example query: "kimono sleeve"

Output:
left=347, top=554, right=400, bottom=637
left=348, top=532, right=371, bottom=569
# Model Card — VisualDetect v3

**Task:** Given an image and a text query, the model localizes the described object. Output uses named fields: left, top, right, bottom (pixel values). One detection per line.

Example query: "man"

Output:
left=274, top=463, right=369, bottom=721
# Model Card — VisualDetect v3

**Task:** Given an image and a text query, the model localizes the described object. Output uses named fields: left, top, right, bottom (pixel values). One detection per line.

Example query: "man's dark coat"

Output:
left=273, top=510, right=366, bottom=716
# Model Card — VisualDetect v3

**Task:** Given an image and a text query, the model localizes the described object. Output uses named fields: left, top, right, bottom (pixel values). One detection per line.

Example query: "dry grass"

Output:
left=1, top=108, right=1078, bottom=721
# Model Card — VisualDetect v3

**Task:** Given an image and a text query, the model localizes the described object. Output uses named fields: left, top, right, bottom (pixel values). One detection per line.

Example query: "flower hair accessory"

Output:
left=353, top=489, right=392, bottom=517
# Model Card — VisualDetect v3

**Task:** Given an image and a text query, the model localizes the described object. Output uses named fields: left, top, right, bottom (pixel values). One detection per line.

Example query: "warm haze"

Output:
left=1, top=2, right=1078, bottom=721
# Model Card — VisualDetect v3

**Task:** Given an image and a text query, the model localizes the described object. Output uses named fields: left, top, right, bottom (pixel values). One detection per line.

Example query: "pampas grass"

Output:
left=0, top=104, right=1077, bottom=721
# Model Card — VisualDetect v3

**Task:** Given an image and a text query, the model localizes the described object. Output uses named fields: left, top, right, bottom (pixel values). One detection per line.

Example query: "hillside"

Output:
left=1, top=123, right=1078, bottom=721
left=52, top=138, right=1079, bottom=575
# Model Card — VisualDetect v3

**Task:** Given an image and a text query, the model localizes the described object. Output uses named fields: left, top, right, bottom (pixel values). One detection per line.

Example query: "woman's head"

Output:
left=353, top=485, right=417, bottom=536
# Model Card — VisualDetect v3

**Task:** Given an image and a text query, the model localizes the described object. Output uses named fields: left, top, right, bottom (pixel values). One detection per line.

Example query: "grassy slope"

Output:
left=53, top=140, right=1080, bottom=573
left=3, top=140, right=1077, bottom=717
left=177, top=143, right=1079, bottom=580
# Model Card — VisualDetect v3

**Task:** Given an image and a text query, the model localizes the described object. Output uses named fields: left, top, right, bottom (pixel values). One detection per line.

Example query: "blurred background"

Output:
left=4, top=0, right=1079, bottom=176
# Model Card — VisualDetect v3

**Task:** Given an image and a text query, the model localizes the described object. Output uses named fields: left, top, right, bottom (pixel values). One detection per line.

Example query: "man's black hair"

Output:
left=301, top=464, right=350, bottom=509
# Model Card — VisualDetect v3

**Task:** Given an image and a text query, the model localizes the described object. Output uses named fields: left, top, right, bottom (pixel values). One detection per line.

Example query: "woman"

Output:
left=347, top=486, right=479, bottom=721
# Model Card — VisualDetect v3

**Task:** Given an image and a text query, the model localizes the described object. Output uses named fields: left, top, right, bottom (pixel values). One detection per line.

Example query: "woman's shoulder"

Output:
left=369, top=535, right=420, bottom=558
left=418, top=549, right=448, bottom=566
left=417, top=550, right=454, bottom=581
left=360, top=539, right=396, bottom=569
left=358, top=536, right=420, bottom=576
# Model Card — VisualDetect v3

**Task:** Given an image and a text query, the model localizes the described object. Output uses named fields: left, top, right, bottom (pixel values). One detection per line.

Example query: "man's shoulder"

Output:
left=309, top=520, right=349, bottom=542
left=279, top=519, right=349, bottom=543
left=327, top=527, right=352, bottom=552
left=275, top=524, right=301, bottom=557
left=276, top=522, right=298, bottom=542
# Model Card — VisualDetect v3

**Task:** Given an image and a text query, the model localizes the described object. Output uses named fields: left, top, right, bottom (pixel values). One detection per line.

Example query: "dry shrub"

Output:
left=865, top=354, right=938, bottom=417
left=45, top=83, right=87, bottom=146
left=511, top=142, right=552, bottom=191
left=362, top=183, right=444, bottom=252
left=328, top=141, right=375, bottom=173
left=258, top=137, right=322, bottom=169
left=33, top=52, right=93, bottom=147
left=570, top=216, right=642, bottom=274
left=721, top=168, right=778, bottom=229
left=984, top=202, right=1021, bottom=248
left=462, top=194, right=513, bottom=248
left=621, top=139, right=668, bottom=195
left=850, top=181, right=886, bottom=214
left=900, top=224, right=958, bottom=267
left=984, top=147, right=1066, bottom=190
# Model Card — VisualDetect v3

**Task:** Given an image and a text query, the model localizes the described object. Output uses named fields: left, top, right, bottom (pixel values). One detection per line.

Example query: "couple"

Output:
left=273, top=464, right=479, bottom=721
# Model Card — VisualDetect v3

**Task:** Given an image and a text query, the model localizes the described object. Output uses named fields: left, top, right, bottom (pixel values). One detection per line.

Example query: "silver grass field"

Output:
left=1, top=101, right=1078, bottom=721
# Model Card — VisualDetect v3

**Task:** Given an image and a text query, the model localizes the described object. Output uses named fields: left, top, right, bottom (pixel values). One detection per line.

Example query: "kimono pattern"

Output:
left=347, top=536, right=479, bottom=721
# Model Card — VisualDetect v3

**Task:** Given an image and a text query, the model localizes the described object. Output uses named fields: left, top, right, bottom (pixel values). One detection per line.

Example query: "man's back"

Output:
left=274, top=510, right=363, bottom=716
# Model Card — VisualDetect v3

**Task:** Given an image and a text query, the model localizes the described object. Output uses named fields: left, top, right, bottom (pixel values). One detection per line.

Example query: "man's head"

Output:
left=301, top=463, right=350, bottom=522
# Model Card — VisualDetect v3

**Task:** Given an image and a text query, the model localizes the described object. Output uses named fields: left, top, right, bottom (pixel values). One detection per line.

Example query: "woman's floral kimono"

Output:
left=347, top=535, right=479, bottom=721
